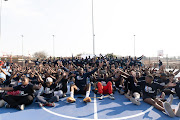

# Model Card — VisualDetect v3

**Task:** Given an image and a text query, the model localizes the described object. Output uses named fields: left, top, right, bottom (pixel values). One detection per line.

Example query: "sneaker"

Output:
left=5, top=103, right=11, bottom=108
left=17, top=104, right=25, bottom=110
left=109, top=94, right=115, bottom=100
left=46, top=102, right=55, bottom=107
left=39, top=102, right=45, bottom=107
left=0, top=100, right=5, bottom=108
left=167, top=94, right=173, bottom=105
left=160, top=92, right=165, bottom=100
left=175, top=102, right=180, bottom=117
left=130, top=97, right=141, bottom=106
left=83, top=97, right=91, bottom=103
left=63, top=94, right=67, bottom=98
left=99, top=94, right=104, bottom=100
left=67, top=97, right=76, bottom=103
left=163, top=102, right=175, bottom=117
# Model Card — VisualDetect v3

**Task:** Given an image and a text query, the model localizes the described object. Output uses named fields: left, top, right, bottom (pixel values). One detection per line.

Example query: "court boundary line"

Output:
left=94, top=93, right=98, bottom=119
left=42, top=103, right=154, bottom=120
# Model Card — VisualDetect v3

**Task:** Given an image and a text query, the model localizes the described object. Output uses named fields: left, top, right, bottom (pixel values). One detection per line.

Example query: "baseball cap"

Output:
left=46, top=77, right=53, bottom=83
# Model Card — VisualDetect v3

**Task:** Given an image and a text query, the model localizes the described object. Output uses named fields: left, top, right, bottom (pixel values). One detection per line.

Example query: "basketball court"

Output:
left=0, top=90, right=179, bottom=120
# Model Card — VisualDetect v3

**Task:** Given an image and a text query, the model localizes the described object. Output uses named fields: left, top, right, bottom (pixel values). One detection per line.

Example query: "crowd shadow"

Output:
left=0, top=102, right=42, bottom=114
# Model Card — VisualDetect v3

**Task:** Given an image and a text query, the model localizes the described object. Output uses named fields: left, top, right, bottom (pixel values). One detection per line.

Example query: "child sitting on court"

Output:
left=96, top=73, right=115, bottom=100
left=66, top=62, right=103, bottom=103
left=36, top=72, right=66, bottom=107
left=137, top=75, right=180, bottom=117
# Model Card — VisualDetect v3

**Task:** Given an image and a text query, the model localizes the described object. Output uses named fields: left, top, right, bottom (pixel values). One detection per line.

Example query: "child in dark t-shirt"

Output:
left=139, top=75, right=180, bottom=117
left=36, top=72, right=65, bottom=107
left=0, top=76, right=41, bottom=110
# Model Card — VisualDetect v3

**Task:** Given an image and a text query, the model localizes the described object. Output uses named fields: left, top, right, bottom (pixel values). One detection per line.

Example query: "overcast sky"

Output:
left=0, top=0, right=180, bottom=57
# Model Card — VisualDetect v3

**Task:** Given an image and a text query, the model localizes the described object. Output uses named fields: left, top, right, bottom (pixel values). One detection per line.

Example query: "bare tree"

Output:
left=106, top=53, right=117, bottom=58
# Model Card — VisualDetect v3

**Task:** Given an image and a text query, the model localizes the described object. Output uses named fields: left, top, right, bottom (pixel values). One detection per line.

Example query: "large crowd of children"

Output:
left=0, top=55, right=180, bottom=118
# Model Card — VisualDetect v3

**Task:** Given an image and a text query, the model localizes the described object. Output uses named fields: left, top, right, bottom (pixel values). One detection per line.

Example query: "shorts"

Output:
left=74, top=86, right=86, bottom=95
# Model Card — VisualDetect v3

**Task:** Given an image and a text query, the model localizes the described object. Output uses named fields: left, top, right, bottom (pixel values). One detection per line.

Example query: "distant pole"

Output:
left=134, top=35, right=135, bottom=57
left=52, top=35, right=55, bottom=58
left=92, top=0, right=95, bottom=56
left=21, top=35, right=24, bottom=67
left=166, top=54, right=168, bottom=69
left=179, top=57, right=180, bottom=69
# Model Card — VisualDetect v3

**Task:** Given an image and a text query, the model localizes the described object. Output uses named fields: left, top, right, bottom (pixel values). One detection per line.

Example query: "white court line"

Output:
left=94, top=93, right=98, bottom=120
left=42, top=105, right=154, bottom=120
left=42, top=99, right=155, bottom=120
left=42, top=106, right=92, bottom=120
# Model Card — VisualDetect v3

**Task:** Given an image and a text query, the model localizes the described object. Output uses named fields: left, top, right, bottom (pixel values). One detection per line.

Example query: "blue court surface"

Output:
left=0, top=91, right=180, bottom=120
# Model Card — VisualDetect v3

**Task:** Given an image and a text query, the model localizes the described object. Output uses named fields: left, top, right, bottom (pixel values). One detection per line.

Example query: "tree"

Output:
left=105, top=53, right=117, bottom=58
left=33, top=51, right=47, bottom=59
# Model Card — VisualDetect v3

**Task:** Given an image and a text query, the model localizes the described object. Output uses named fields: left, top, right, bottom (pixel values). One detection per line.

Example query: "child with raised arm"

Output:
left=138, top=75, right=180, bottom=117
left=66, top=62, right=103, bottom=103
left=0, top=76, right=41, bottom=110
left=35, top=70, right=66, bottom=107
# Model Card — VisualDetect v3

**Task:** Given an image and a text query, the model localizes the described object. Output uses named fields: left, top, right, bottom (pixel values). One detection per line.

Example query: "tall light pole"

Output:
left=0, top=0, right=8, bottom=53
left=21, top=35, right=24, bottom=67
left=166, top=54, right=168, bottom=69
left=134, top=35, right=136, bottom=57
left=92, top=0, right=95, bottom=56
left=52, top=35, right=55, bottom=58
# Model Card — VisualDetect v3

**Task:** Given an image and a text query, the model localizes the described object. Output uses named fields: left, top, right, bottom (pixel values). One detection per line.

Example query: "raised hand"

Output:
left=107, top=61, right=110, bottom=66
left=58, top=61, right=63, bottom=67
left=131, top=71, right=136, bottom=78
left=63, top=72, right=67, bottom=77
left=99, top=61, right=104, bottom=68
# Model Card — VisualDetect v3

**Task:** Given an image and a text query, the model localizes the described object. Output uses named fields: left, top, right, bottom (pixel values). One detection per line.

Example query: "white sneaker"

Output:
left=163, top=102, right=175, bottom=117
left=175, top=102, right=180, bottom=117
left=38, top=102, right=44, bottom=107
left=109, top=94, right=115, bottom=100
left=0, top=100, right=5, bottom=108
left=99, top=94, right=104, bottom=100
left=167, top=94, right=173, bottom=105
left=160, top=92, right=165, bottom=100
left=17, top=104, right=25, bottom=110
left=130, top=97, right=141, bottom=106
